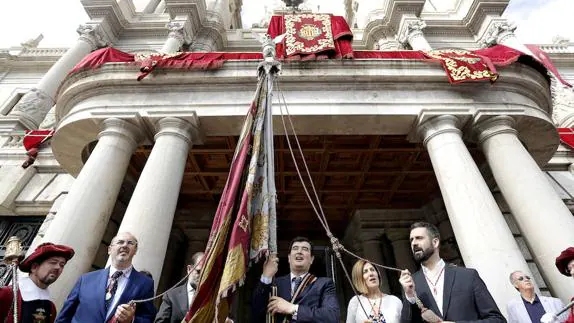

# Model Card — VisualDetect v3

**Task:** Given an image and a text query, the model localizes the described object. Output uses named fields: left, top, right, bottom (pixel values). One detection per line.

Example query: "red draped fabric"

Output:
left=67, top=45, right=568, bottom=86
left=525, top=44, right=571, bottom=87
left=558, top=128, right=574, bottom=150
left=68, top=47, right=135, bottom=74
left=267, top=14, right=353, bottom=60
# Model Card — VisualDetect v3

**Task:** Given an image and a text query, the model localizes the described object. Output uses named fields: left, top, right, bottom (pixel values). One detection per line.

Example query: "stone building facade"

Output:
left=1, top=0, right=574, bottom=320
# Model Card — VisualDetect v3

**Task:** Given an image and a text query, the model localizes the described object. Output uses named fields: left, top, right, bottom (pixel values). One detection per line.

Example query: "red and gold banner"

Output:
left=423, top=49, right=498, bottom=83
left=267, top=14, right=353, bottom=60
left=184, top=69, right=276, bottom=322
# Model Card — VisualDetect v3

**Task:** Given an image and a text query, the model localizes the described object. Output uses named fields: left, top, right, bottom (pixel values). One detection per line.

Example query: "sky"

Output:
left=0, top=0, right=572, bottom=48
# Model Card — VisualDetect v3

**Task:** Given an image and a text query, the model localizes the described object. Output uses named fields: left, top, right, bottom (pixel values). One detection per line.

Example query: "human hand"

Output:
left=541, top=313, right=559, bottom=323
left=262, top=254, right=279, bottom=279
left=267, top=296, right=296, bottom=315
left=114, top=303, right=135, bottom=323
left=399, top=269, right=416, bottom=298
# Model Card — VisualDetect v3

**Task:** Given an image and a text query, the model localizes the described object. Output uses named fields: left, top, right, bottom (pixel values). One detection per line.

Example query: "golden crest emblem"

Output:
left=32, top=308, right=47, bottom=323
left=298, top=24, right=322, bottom=41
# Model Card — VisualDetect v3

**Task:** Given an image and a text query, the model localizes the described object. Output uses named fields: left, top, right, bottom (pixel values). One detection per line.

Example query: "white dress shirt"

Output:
left=406, top=259, right=446, bottom=315
left=187, top=281, right=196, bottom=307
left=105, top=265, right=133, bottom=318
left=18, top=276, right=51, bottom=301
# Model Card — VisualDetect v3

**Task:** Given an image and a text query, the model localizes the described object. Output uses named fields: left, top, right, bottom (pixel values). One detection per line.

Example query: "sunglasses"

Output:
left=516, top=275, right=531, bottom=281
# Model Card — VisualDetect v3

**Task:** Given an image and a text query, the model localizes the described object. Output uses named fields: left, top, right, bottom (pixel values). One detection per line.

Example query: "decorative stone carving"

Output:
left=550, top=74, right=574, bottom=127
left=76, top=24, right=108, bottom=50
left=397, top=19, right=427, bottom=46
left=39, top=106, right=57, bottom=129
left=166, top=20, right=193, bottom=45
left=480, top=21, right=516, bottom=48
left=377, top=38, right=402, bottom=51
left=10, top=88, right=55, bottom=129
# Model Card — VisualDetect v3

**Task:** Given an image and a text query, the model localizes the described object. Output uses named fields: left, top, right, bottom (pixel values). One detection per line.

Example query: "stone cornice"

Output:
left=362, top=0, right=426, bottom=50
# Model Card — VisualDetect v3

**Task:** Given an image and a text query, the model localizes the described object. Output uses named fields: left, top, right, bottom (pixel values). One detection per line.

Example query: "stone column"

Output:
left=41, top=118, right=141, bottom=307
left=475, top=116, right=574, bottom=301
left=10, top=25, right=108, bottom=129
left=361, top=232, right=391, bottom=293
left=397, top=19, right=431, bottom=51
left=480, top=21, right=533, bottom=55
left=114, top=117, right=197, bottom=291
left=160, top=20, right=193, bottom=54
left=417, top=115, right=532, bottom=313
left=386, top=229, right=417, bottom=272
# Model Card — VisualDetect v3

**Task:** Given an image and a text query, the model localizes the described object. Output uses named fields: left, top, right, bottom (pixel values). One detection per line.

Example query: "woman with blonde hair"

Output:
left=346, top=259, right=402, bottom=323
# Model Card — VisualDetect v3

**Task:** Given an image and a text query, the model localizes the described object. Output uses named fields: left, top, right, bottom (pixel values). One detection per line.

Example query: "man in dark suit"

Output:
left=154, top=252, right=204, bottom=323
left=251, top=236, right=340, bottom=323
left=399, top=222, right=506, bottom=323
left=56, top=232, right=156, bottom=323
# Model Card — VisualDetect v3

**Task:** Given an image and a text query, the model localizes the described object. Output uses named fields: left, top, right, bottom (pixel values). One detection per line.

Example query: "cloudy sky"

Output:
left=0, top=0, right=572, bottom=48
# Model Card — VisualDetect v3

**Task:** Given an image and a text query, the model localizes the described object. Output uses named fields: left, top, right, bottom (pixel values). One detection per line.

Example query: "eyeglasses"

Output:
left=516, top=275, right=531, bottom=281
left=112, top=239, right=137, bottom=247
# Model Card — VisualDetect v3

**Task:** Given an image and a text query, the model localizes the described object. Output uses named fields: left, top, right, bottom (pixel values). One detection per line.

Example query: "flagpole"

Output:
left=260, top=34, right=281, bottom=256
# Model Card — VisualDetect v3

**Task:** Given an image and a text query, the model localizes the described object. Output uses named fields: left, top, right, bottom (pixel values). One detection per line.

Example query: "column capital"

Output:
left=473, top=115, right=518, bottom=145
left=154, top=116, right=198, bottom=145
left=77, top=24, right=109, bottom=51
left=166, top=18, right=193, bottom=46
left=480, top=20, right=517, bottom=48
left=551, top=74, right=574, bottom=127
left=98, top=118, right=143, bottom=147
left=9, top=88, right=55, bottom=129
left=396, top=19, right=427, bottom=47
left=415, top=115, right=464, bottom=146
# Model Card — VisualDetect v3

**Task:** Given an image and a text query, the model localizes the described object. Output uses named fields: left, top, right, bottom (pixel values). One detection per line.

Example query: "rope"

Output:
left=129, top=261, right=200, bottom=304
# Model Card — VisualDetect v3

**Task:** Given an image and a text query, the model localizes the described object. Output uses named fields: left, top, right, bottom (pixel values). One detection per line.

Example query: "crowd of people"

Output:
left=1, top=221, right=574, bottom=323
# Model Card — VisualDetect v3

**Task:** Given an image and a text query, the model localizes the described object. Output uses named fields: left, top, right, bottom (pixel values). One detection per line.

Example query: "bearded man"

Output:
left=0, top=242, right=75, bottom=323
left=398, top=222, right=505, bottom=323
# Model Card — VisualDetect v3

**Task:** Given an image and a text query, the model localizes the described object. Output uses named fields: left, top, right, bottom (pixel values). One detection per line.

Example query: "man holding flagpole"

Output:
left=251, top=236, right=340, bottom=323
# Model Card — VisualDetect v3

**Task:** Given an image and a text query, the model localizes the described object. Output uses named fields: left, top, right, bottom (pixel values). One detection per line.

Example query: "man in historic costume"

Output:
left=399, top=222, right=505, bottom=323
left=0, top=242, right=75, bottom=323
left=154, top=252, right=204, bottom=323
left=541, top=247, right=574, bottom=323
left=251, top=236, right=340, bottom=323
left=56, top=232, right=156, bottom=323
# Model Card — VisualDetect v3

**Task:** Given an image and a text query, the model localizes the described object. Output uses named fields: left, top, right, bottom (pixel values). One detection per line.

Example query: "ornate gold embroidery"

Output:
left=284, top=14, right=335, bottom=56
left=218, top=244, right=246, bottom=294
left=251, top=210, right=269, bottom=252
left=425, top=49, right=496, bottom=82
left=238, top=215, right=249, bottom=232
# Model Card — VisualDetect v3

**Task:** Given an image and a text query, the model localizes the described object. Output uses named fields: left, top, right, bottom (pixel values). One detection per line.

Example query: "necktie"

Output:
left=105, top=270, right=124, bottom=309
left=291, top=276, right=303, bottom=297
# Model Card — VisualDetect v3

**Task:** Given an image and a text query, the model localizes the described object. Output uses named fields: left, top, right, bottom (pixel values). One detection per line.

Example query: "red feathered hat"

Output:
left=19, top=242, right=75, bottom=273
left=555, top=247, right=574, bottom=276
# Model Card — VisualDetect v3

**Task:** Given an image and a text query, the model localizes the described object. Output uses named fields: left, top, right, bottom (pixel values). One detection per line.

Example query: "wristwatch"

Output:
left=292, top=305, right=299, bottom=320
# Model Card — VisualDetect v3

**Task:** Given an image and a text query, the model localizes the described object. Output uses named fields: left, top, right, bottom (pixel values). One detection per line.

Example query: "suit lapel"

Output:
left=177, top=284, right=189, bottom=318
left=516, top=298, right=531, bottom=322
left=98, top=268, right=111, bottom=320
left=415, top=271, right=442, bottom=318
left=293, top=276, right=316, bottom=303
left=276, top=275, right=290, bottom=301
left=442, top=266, right=455, bottom=317
left=106, top=269, right=139, bottom=322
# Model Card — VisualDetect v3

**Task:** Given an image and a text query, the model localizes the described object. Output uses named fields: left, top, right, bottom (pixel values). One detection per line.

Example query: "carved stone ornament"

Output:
left=77, top=24, right=107, bottom=50
left=11, top=88, right=55, bottom=128
left=166, top=20, right=193, bottom=45
left=550, top=73, right=574, bottom=127
left=397, top=19, right=427, bottom=45
left=480, top=21, right=517, bottom=48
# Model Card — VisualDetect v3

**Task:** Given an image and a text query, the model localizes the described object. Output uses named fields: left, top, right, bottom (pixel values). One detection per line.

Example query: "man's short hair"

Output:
left=191, top=252, right=204, bottom=266
left=410, top=222, right=441, bottom=241
left=289, top=236, right=313, bottom=254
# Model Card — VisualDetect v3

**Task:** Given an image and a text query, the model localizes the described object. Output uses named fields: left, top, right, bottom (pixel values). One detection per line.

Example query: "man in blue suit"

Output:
left=56, top=232, right=156, bottom=323
left=251, top=236, right=340, bottom=323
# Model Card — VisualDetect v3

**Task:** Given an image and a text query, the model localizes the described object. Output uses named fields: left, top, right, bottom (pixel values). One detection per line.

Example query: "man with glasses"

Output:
left=506, top=270, right=567, bottom=323
left=57, top=232, right=156, bottom=323
left=154, top=252, right=204, bottom=323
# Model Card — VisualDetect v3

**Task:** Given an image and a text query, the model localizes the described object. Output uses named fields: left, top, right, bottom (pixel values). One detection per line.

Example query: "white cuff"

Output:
left=260, top=276, right=272, bottom=284
left=292, top=304, right=299, bottom=320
